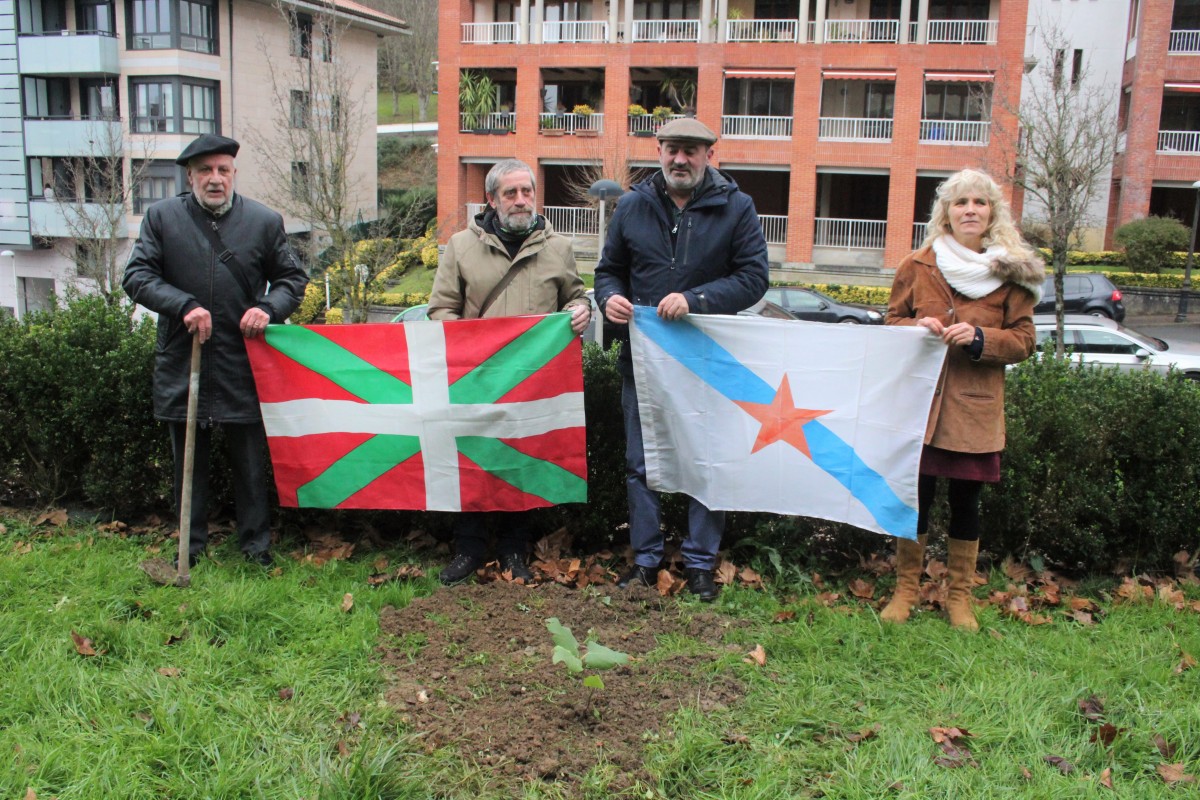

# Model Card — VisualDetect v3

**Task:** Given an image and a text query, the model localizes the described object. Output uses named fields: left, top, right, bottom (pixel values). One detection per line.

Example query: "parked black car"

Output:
left=1033, top=273, right=1125, bottom=322
left=762, top=286, right=883, bottom=324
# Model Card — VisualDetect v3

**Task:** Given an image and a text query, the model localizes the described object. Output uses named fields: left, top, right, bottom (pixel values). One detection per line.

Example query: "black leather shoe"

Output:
left=439, top=553, right=483, bottom=585
left=683, top=568, right=718, bottom=602
left=617, top=564, right=657, bottom=589
left=499, top=552, right=533, bottom=582
left=245, top=549, right=274, bottom=568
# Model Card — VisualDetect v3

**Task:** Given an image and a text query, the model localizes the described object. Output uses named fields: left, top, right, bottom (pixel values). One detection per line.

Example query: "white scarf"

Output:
left=932, top=236, right=1042, bottom=302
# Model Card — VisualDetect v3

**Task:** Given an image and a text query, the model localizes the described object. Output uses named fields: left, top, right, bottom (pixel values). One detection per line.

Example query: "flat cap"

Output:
left=176, top=134, right=240, bottom=166
left=655, top=117, right=717, bottom=145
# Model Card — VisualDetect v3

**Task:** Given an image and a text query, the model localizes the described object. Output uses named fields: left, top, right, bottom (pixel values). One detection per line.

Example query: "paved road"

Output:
left=1126, top=313, right=1200, bottom=347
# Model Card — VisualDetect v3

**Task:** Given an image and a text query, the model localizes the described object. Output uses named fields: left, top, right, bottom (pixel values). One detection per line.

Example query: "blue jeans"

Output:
left=621, top=377, right=724, bottom=570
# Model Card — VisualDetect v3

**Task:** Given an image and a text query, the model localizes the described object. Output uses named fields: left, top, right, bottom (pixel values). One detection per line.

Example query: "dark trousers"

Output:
left=453, top=510, right=534, bottom=559
left=169, top=421, right=271, bottom=557
left=916, top=474, right=983, bottom=542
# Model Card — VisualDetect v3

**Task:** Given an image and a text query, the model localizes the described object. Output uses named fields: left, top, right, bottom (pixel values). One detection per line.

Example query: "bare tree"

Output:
left=372, top=0, right=435, bottom=121
left=42, top=121, right=155, bottom=305
left=991, top=23, right=1118, bottom=356
left=246, top=0, right=401, bottom=323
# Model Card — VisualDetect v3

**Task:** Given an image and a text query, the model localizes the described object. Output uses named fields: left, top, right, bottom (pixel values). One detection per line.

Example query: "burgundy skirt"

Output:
left=919, top=445, right=1001, bottom=483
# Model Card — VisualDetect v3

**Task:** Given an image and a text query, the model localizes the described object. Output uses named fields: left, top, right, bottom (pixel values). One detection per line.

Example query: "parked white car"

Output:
left=1033, top=315, right=1200, bottom=381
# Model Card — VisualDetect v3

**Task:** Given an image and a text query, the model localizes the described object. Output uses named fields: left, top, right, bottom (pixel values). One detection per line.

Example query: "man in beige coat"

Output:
left=429, top=159, right=590, bottom=584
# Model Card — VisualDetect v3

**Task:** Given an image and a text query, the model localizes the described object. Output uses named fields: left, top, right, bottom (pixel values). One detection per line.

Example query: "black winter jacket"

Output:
left=123, top=192, right=309, bottom=423
left=593, top=167, right=769, bottom=372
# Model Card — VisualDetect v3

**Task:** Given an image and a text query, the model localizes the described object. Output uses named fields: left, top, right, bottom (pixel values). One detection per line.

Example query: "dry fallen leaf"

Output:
left=24, top=788, right=35, bottom=800
left=279, top=687, right=294, bottom=701
left=773, top=610, right=797, bottom=623
left=1174, top=651, right=1196, bottom=675
left=34, top=508, right=68, bottom=527
left=714, top=560, right=737, bottom=586
left=336, top=740, right=351, bottom=758
left=157, top=667, right=180, bottom=678
left=1157, top=763, right=1196, bottom=785
left=1090, top=723, right=1124, bottom=747
left=744, top=644, right=766, bottom=667
left=70, top=630, right=98, bottom=657
left=1043, top=755, right=1074, bottom=775
left=1078, top=694, right=1105, bottom=722
left=656, top=569, right=681, bottom=597
left=341, top=593, right=354, bottom=613
left=1099, top=767, right=1114, bottom=790
left=1153, top=734, right=1177, bottom=759
left=848, top=578, right=875, bottom=600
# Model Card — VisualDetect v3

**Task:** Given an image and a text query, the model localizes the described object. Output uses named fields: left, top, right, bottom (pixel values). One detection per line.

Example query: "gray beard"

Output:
left=196, top=192, right=233, bottom=217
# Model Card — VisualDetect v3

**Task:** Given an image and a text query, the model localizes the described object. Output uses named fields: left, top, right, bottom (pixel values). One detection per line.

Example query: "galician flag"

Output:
left=630, top=306, right=945, bottom=539
left=244, top=314, right=587, bottom=511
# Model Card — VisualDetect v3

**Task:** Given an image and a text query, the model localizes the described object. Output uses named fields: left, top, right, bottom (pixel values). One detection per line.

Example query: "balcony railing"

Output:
left=17, top=30, right=120, bottom=74
left=759, top=215, right=787, bottom=245
left=461, top=21, right=517, bottom=44
left=23, top=118, right=124, bottom=157
left=919, top=119, right=990, bottom=145
left=30, top=200, right=124, bottom=239
left=1158, top=130, right=1200, bottom=153
left=1169, top=29, right=1200, bottom=53
left=817, top=117, right=893, bottom=141
left=627, top=113, right=683, bottom=134
left=459, top=111, right=516, bottom=132
left=631, top=19, right=700, bottom=42
left=721, top=115, right=793, bottom=138
left=824, top=19, right=900, bottom=43
left=913, top=222, right=929, bottom=250
left=814, top=218, right=887, bottom=250
left=543, top=20, right=607, bottom=42
left=538, top=112, right=605, bottom=134
left=543, top=206, right=599, bottom=236
left=926, top=19, right=997, bottom=44
left=727, top=19, right=798, bottom=42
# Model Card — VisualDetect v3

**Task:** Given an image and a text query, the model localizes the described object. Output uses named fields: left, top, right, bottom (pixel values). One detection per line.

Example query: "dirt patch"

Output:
left=378, top=580, right=747, bottom=792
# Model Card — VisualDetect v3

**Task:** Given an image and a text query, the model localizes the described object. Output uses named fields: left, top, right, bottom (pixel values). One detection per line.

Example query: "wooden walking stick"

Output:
left=175, top=335, right=203, bottom=588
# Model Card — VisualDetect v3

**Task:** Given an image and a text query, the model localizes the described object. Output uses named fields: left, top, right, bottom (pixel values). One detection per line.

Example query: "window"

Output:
left=134, top=160, right=180, bottom=213
left=80, top=79, right=119, bottom=120
left=1072, top=49, right=1083, bottom=87
left=923, top=83, right=991, bottom=122
left=128, top=0, right=216, bottom=53
left=290, top=90, right=311, bottom=128
left=329, top=95, right=343, bottom=132
left=131, top=77, right=218, bottom=134
left=77, top=0, right=115, bottom=34
left=22, top=77, right=71, bottom=119
left=291, top=161, right=310, bottom=201
left=291, top=12, right=313, bottom=58
left=1076, top=330, right=1141, bottom=356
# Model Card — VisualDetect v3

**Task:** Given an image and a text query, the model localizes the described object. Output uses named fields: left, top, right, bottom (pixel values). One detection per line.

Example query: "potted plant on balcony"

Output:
left=573, top=104, right=599, bottom=136
left=459, top=69, right=497, bottom=134
left=628, top=104, right=655, bottom=137
left=540, top=114, right=566, bottom=136
left=651, top=105, right=673, bottom=131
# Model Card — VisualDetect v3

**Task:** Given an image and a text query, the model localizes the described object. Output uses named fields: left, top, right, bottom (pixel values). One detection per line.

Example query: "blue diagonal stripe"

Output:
left=634, top=305, right=916, bottom=539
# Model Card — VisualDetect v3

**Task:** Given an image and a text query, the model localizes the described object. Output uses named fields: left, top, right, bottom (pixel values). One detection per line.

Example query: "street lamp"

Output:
left=587, top=179, right=625, bottom=261
left=1177, top=179, right=1200, bottom=323
left=1, top=250, right=15, bottom=321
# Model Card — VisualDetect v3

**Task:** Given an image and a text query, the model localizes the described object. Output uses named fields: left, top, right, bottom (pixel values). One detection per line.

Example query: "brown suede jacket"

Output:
left=886, top=243, right=1044, bottom=453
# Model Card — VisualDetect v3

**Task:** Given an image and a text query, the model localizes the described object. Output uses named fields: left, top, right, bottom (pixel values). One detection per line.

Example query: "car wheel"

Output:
left=1087, top=308, right=1112, bottom=319
left=838, top=317, right=861, bottom=324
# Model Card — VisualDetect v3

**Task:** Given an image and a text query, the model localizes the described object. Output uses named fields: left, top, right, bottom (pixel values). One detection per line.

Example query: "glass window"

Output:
left=134, top=160, right=180, bottom=213
left=131, top=77, right=217, bottom=134
left=923, top=82, right=990, bottom=121
left=181, top=83, right=216, bottom=133
left=129, top=0, right=216, bottom=52
left=291, top=12, right=313, bottom=58
left=290, top=90, right=310, bottom=128
left=77, top=0, right=116, bottom=34
left=81, top=79, right=119, bottom=120
left=1076, top=330, right=1141, bottom=355
left=133, top=81, right=175, bottom=132
left=291, top=161, right=310, bottom=200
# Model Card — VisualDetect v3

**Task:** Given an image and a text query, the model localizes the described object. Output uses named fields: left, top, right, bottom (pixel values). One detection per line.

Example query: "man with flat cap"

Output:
left=593, top=116, right=768, bottom=601
left=123, top=133, right=308, bottom=568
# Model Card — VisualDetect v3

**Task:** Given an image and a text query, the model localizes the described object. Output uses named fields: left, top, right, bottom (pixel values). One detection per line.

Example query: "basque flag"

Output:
left=630, top=307, right=945, bottom=539
left=245, top=314, right=587, bottom=511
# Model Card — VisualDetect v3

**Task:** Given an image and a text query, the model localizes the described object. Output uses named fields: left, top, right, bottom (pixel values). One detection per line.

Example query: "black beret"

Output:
left=176, top=134, right=240, bottom=166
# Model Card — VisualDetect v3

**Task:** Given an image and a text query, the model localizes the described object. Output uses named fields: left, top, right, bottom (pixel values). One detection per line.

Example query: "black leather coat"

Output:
left=123, top=192, right=308, bottom=423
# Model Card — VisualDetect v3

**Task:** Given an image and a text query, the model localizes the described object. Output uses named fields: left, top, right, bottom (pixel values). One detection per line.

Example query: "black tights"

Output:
left=916, top=474, right=983, bottom=541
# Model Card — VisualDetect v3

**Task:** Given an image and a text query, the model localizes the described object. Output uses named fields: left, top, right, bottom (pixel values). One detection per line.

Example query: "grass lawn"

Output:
left=3, top=514, right=1198, bottom=798
left=378, top=91, right=438, bottom=126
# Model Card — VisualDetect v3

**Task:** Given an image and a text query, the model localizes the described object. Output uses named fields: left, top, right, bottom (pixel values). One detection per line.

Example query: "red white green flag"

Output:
left=244, top=314, right=587, bottom=511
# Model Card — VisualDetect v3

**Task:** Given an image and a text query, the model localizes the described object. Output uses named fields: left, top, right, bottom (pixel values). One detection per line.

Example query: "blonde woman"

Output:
left=882, top=169, right=1045, bottom=630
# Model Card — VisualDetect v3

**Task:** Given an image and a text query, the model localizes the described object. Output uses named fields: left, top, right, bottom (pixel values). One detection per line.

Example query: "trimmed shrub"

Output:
left=1114, top=216, right=1190, bottom=273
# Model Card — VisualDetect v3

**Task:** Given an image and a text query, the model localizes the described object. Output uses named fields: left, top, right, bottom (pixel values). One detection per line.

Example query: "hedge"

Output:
left=3, top=298, right=1197, bottom=573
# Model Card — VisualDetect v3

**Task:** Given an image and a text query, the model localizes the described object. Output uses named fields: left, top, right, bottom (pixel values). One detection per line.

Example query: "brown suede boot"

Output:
left=880, top=535, right=927, bottom=623
left=946, top=537, right=981, bottom=632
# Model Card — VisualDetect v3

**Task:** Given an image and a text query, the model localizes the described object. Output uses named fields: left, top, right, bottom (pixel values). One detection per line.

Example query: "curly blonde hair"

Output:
left=921, top=168, right=1034, bottom=257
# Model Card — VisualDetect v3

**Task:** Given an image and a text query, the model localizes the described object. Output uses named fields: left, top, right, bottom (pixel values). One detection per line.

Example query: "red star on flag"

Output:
left=734, top=374, right=831, bottom=457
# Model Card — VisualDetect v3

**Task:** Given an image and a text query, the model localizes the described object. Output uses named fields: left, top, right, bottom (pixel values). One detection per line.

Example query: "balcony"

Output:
left=823, top=19, right=900, bottom=44
left=925, top=19, right=997, bottom=45
left=461, top=22, right=517, bottom=44
left=459, top=112, right=516, bottom=134
left=543, top=206, right=598, bottom=236
left=727, top=19, right=798, bottom=43
left=543, top=20, right=608, bottom=43
left=23, top=118, right=123, bottom=157
left=1157, top=130, right=1200, bottom=154
left=17, top=31, right=119, bottom=75
left=721, top=115, right=792, bottom=139
left=814, top=218, right=887, bottom=250
left=627, top=113, right=683, bottom=135
left=538, top=112, right=604, bottom=135
left=919, top=119, right=990, bottom=145
left=1170, top=30, right=1200, bottom=54
left=913, top=222, right=929, bottom=250
left=30, top=200, right=124, bottom=239
left=759, top=215, right=787, bottom=245
left=818, top=117, right=893, bottom=142
left=631, top=19, right=700, bottom=43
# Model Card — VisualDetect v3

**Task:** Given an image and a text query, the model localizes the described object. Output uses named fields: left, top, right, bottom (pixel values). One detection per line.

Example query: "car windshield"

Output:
left=1118, top=325, right=1167, bottom=351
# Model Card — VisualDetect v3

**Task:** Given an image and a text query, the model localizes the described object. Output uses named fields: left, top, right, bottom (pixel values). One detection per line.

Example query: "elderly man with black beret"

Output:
left=593, top=117, right=769, bottom=601
left=123, top=134, right=309, bottom=568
